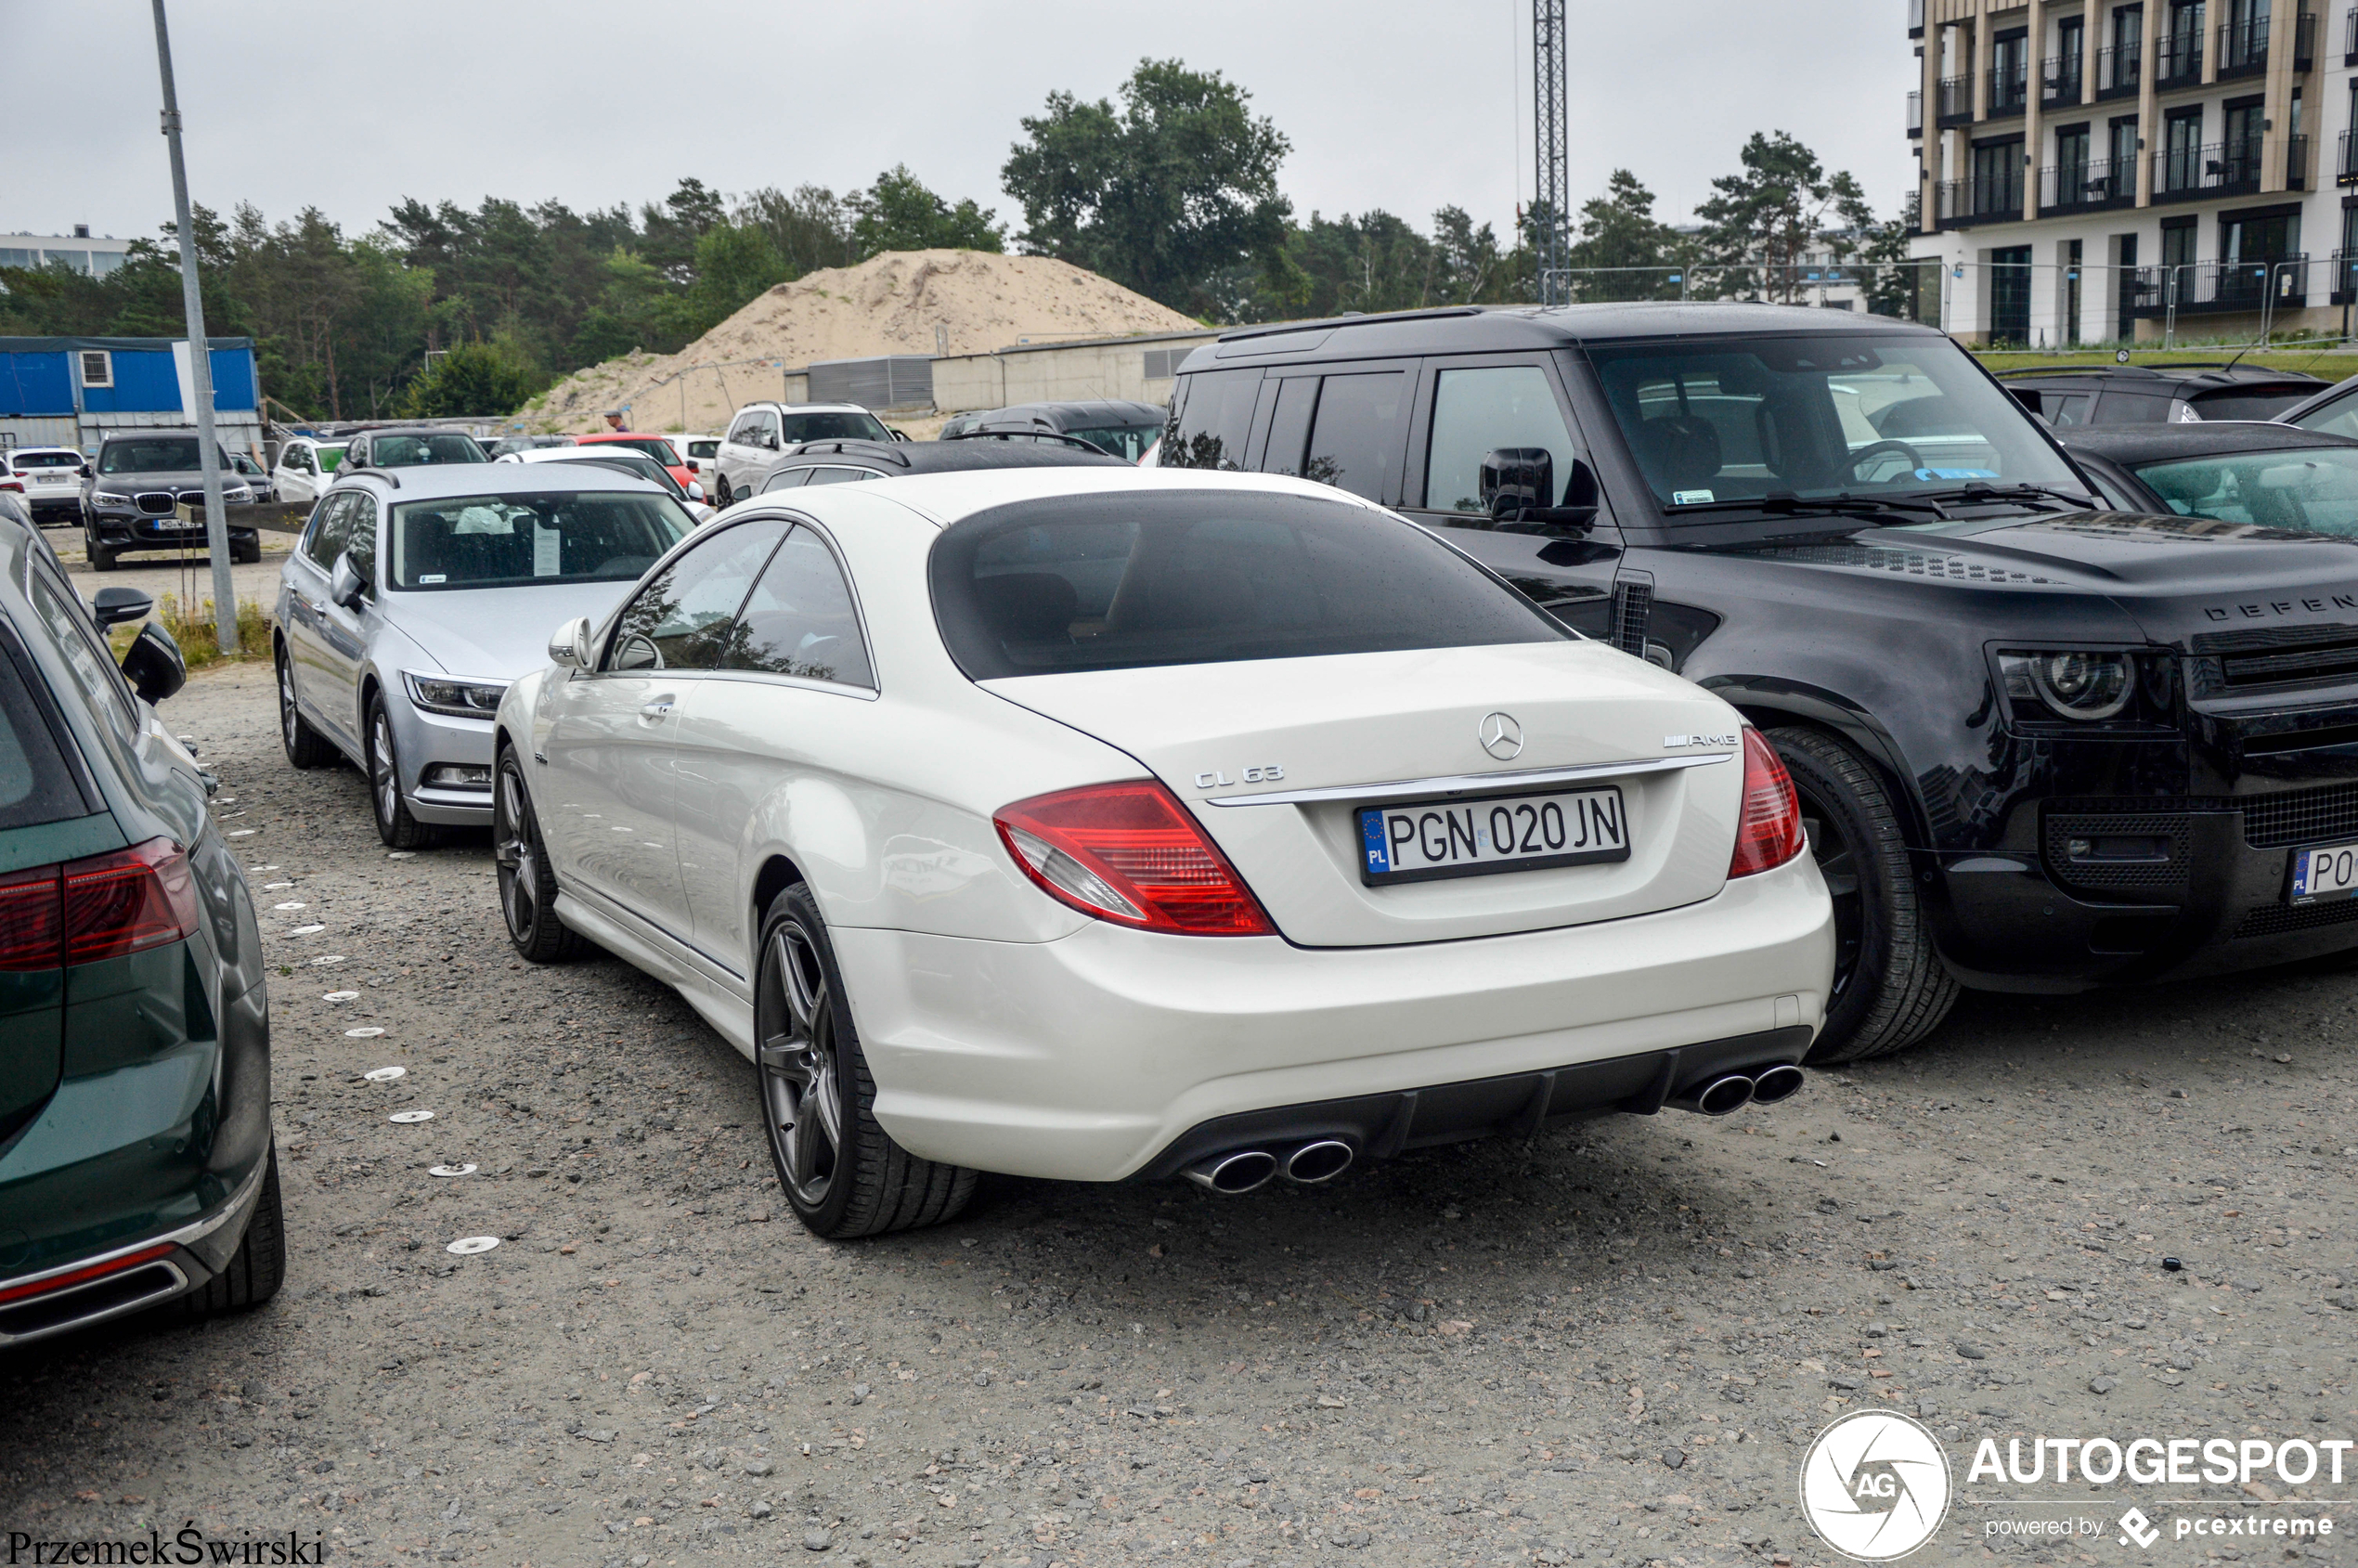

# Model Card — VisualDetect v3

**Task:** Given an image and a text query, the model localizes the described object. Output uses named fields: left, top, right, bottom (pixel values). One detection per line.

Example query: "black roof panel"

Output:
left=2054, top=421, right=2358, bottom=463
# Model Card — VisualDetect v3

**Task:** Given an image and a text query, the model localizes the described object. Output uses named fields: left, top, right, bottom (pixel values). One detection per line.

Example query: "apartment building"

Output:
left=1908, top=0, right=2355, bottom=343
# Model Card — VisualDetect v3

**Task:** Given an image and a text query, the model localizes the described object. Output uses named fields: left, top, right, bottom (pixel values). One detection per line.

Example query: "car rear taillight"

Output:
left=0, top=838, right=200, bottom=971
left=0, top=480, right=21, bottom=493
left=1728, top=730, right=1807, bottom=878
left=994, top=781, right=1274, bottom=936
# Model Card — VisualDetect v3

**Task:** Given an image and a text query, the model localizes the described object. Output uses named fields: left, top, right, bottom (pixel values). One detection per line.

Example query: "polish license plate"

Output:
left=1357, top=786, right=1628, bottom=886
left=2287, top=839, right=2358, bottom=903
left=153, top=516, right=202, bottom=530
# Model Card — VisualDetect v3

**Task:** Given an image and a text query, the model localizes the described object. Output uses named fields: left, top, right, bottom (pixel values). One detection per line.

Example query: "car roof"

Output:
left=766, top=439, right=1127, bottom=479
left=956, top=400, right=1168, bottom=431
left=1185, top=301, right=1941, bottom=370
left=2054, top=421, right=2358, bottom=462
left=6, top=447, right=79, bottom=456
left=356, top=426, right=484, bottom=440
left=327, top=460, right=670, bottom=500
left=780, top=462, right=1379, bottom=531
left=744, top=402, right=875, bottom=416
left=576, top=432, right=671, bottom=444
left=1999, top=363, right=2327, bottom=391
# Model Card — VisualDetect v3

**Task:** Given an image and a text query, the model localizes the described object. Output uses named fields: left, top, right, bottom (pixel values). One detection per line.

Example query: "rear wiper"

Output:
left=1913, top=481, right=2098, bottom=512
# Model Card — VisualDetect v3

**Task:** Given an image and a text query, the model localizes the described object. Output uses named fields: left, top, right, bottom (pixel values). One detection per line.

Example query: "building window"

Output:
left=77, top=350, right=112, bottom=389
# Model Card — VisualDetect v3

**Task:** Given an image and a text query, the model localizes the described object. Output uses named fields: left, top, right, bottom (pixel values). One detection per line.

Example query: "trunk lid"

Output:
left=983, top=641, right=1749, bottom=947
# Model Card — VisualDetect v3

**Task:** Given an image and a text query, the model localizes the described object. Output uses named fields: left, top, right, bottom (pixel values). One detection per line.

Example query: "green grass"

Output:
left=1971, top=346, right=2358, bottom=377
left=107, top=596, right=275, bottom=673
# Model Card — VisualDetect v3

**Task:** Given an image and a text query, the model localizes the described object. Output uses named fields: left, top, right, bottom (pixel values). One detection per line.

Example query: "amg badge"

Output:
left=1665, top=732, right=1739, bottom=749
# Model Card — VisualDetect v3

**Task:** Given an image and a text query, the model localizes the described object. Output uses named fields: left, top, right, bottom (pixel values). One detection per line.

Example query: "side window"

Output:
left=2293, top=389, right=2358, bottom=439
left=719, top=525, right=875, bottom=688
left=605, top=518, right=790, bottom=672
left=1260, top=378, right=1319, bottom=478
left=1422, top=365, right=1578, bottom=513
left=302, top=493, right=353, bottom=571
left=1161, top=369, right=1262, bottom=470
left=761, top=468, right=812, bottom=493
left=28, top=567, right=137, bottom=740
left=344, top=495, right=380, bottom=595
left=1303, top=370, right=1408, bottom=501
left=798, top=467, right=871, bottom=486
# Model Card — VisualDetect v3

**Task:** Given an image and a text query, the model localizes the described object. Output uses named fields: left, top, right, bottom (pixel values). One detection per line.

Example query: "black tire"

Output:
left=182, top=1152, right=286, bottom=1318
left=495, top=745, right=588, bottom=963
left=233, top=535, right=262, bottom=565
left=85, top=525, right=117, bottom=573
left=755, top=883, right=974, bottom=1239
left=275, top=645, right=334, bottom=771
left=714, top=473, right=734, bottom=507
left=364, top=692, right=439, bottom=849
left=1769, top=726, right=1961, bottom=1065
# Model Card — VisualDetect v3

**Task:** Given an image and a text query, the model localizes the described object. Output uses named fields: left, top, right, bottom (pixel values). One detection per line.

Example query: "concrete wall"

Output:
left=931, top=330, right=1220, bottom=413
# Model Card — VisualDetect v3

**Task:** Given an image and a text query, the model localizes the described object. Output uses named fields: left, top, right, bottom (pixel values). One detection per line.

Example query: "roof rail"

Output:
left=1216, top=305, right=1484, bottom=344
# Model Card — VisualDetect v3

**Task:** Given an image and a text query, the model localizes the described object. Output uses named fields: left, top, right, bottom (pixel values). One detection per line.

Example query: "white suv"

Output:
left=712, top=404, right=890, bottom=505
left=3, top=447, right=89, bottom=525
left=270, top=436, right=348, bottom=506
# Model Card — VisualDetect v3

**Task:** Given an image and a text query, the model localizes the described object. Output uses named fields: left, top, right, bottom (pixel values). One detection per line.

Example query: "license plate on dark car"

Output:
left=1357, top=786, right=1628, bottom=886
left=2287, top=839, right=2358, bottom=904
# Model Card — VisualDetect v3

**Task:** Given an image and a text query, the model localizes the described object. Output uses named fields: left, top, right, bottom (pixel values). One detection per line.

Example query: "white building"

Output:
left=0, top=227, right=133, bottom=277
left=1907, top=0, right=2353, bottom=343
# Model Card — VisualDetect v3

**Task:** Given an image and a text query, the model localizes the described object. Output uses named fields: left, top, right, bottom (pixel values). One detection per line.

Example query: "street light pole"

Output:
left=149, top=0, right=238, bottom=657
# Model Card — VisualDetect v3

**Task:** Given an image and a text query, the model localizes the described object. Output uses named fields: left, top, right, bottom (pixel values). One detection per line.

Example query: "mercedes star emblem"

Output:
left=1479, top=711, right=1524, bottom=760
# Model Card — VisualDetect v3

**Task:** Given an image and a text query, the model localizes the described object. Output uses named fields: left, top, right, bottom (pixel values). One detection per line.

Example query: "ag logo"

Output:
left=1798, top=1410, right=1951, bottom=1561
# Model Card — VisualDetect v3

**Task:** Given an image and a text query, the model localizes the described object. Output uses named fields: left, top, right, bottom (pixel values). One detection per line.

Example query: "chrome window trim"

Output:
left=1198, top=750, right=1735, bottom=808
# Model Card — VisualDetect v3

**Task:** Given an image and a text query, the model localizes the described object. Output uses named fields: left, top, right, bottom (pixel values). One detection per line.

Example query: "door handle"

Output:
left=639, top=697, right=676, bottom=719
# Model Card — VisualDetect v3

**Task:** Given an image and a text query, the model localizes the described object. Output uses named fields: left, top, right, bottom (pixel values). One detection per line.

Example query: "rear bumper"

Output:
left=832, top=850, right=1833, bottom=1182
left=0, top=1148, right=269, bottom=1348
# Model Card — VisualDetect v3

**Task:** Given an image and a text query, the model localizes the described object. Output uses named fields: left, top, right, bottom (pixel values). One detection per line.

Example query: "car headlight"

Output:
left=1996, top=648, right=2170, bottom=727
left=222, top=485, right=253, bottom=502
left=92, top=490, right=136, bottom=511
left=402, top=671, right=509, bottom=719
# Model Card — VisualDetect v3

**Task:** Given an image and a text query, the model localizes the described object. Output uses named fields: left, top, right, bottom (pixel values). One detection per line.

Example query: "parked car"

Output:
left=494, top=447, right=714, bottom=524
left=712, top=404, right=893, bottom=505
left=2000, top=362, right=2328, bottom=426
left=2273, top=370, right=2358, bottom=439
left=0, top=506, right=282, bottom=1347
left=2055, top=421, right=2358, bottom=530
left=343, top=428, right=489, bottom=470
left=485, top=434, right=577, bottom=458
left=4, top=447, right=92, bottom=525
left=79, top=430, right=262, bottom=572
left=273, top=463, right=696, bottom=848
left=269, top=436, right=347, bottom=505
left=1157, top=301, right=2358, bottom=1062
left=669, top=433, right=721, bottom=481
left=228, top=450, right=275, bottom=502
left=575, top=432, right=696, bottom=490
left=755, top=435, right=1125, bottom=494
left=938, top=399, right=1167, bottom=461
left=492, top=467, right=1834, bottom=1237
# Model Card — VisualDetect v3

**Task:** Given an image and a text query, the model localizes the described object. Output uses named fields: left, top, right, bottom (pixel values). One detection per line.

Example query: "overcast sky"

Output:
left=18, top=1, right=1909, bottom=252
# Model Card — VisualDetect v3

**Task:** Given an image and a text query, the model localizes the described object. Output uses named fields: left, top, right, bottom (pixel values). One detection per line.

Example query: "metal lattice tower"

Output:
left=1533, top=0, right=1569, bottom=305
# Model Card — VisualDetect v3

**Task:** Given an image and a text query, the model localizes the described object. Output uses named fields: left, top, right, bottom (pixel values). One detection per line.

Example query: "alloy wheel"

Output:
left=1796, top=783, right=1864, bottom=1008
left=370, top=708, right=400, bottom=827
left=494, top=763, right=537, bottom=943
left=758, top=920, right=843, bottom=1209
left=278, top=656, right=300, bottom=752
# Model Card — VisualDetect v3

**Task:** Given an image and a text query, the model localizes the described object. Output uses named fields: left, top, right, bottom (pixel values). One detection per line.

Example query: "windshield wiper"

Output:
left=1913, top=481, right=2098, bottom=512
left=1666, top=491, right=1952, bottom=523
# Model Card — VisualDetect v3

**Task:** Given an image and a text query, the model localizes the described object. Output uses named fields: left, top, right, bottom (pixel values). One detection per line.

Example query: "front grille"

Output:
left=2043, top=812, right=2191, bottom=890
left=2234, top=898, right=2358, bottom=938
left=2240, top=781, right=2358, bottom=848
left=2220, top=634, right=2358, bottom=689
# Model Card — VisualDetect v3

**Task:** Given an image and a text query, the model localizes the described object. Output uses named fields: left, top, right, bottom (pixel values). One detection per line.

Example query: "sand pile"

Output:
left=526, top=249, right=1200, bottom=434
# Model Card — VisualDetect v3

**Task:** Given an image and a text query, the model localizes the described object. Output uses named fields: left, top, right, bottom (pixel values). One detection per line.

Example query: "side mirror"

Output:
left=120, top=621, right=186, bottom=705
left=90, top=585, right=153, bottom=628
left=549, top=616, right=593, bottom=670
left=687, top=479, right=706, bottom=501
left=1482, top=447, right=1555, bottom=518
left=79, top=462, right=93, bottom=479
left=329, top=551, right=366, bottom=613
left=890, top=428, right=913, bottom=443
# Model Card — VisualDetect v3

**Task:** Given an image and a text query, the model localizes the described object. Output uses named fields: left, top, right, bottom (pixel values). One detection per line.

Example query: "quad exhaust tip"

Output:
left=1749, top=1063, right=1807, bottom=1105
left=1676, top=1072, right=1757, bottom=1117
left=1284, top=1139, right=1354, bottom=1185
left=1185, top=1149, right=1277, bottom=1195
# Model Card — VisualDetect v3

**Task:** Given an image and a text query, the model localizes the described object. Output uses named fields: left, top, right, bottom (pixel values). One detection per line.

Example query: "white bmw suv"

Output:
left=493, top=468, right=1835, bottom=1237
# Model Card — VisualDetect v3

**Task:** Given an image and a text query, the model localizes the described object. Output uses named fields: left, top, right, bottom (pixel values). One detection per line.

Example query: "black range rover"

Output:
left=1162, top=303, right=2358, bottom=1061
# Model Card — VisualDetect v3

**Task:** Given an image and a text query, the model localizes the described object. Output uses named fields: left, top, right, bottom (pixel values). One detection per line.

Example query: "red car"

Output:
left=575, top=433, right=696, bottom=493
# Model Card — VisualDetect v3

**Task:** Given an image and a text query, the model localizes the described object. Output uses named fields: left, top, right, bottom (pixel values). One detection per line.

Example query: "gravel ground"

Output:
left=1, top=661, right=2354, bottom=1568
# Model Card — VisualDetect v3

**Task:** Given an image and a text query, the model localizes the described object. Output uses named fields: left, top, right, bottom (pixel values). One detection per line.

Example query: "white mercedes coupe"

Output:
left=493, top=468, right=1834, bottom=1238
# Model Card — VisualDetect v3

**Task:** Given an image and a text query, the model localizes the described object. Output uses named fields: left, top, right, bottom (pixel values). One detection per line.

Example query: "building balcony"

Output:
left=2289, top=133, right=2313, bottom=191
left=1937, top=74, right=1975, bottom=123
left=1989, top=61, right=2029, bottom=113
left=2041, top=55, right=2084, bottom=105
left=2155, top=32, right=2204, bottom=88
left=2040, top=159, right=2138, bottom=214
left=2096, top=44, right=2142, bottom=97
left=2339, top=128, right=2358, bottom=185
left=1909, top=0, right=1924, bottom=36
left=2152, top=140, right=2264, bottom=202
left=2296, top=8, right=2318, bottom=65
left=1907, top=89, right=1923, bottom=136
left=2128, top=255, right=2310, bottom=317
left=2345, top=4, right=2357, bottom=64
left=1936, top=174, right=2027, bottom=227
left=2217, top=13, right=2270, bottom=76
left=2330, top=250, right=2358, bottom=305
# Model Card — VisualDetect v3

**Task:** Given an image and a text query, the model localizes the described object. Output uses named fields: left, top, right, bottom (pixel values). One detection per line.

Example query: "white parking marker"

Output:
left=273, top=901, right=306, bottom=911
left=363, top=1066, right=406, bottom=1081
left=387, top=851, right=416, bottom=860
left=447, top=1236, right=499, bottom=1254
left=344, top=1026, right=384, bottom=1037
left=312, top=955, right=346, bottom=965
left=262, top=882, right=294, bottom=891
left=429, top=1164, right=477, bottom=1178
left=389, top=1110, right=434, bottom=1124
left=228, top=830, right=255, bottom=837
left=322, top=991, right=358, bottom=1002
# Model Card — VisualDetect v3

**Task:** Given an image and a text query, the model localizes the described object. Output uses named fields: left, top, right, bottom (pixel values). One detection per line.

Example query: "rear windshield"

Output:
left=9, top=452, right=80, bottom=470
left=685, top=439, right=719, bottom=459
left=0, top=637, right=91, bottom=830
left=387, top=491, right=690, bottom=590
left=1066, top=424, right=1160, bottom=461
left=2190, top=387, right=2315, bottom=421
left=780, top=411, right=890, bottom=445
left=371, top=434, right=487, bottom=467
left=930, top=490, right=1565, bottom=680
